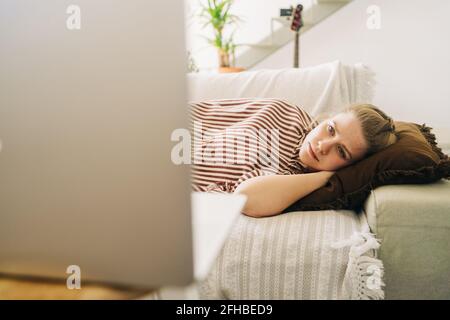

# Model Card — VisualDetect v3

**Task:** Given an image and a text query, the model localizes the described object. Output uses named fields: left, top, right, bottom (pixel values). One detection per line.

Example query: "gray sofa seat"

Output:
left=363, top=179, right=450, bottom=299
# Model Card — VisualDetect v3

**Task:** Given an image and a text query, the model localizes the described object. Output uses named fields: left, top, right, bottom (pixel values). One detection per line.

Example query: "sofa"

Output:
left=187, top=61, right=450, bottom=300
left=364, top=180, right=450, bottom=299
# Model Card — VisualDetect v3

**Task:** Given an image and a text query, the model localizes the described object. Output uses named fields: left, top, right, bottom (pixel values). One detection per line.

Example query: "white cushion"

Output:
left=187, top=60, right=375, bottom=117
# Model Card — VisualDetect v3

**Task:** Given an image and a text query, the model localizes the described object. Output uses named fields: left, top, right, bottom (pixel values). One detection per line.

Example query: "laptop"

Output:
left=191, top=192, right=246, bottom=281
left=0, top=0, right=246, bottom=289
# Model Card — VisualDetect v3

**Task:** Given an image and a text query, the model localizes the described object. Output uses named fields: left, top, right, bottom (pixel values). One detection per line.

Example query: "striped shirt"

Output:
left=189, top=98, right=317, bottom=193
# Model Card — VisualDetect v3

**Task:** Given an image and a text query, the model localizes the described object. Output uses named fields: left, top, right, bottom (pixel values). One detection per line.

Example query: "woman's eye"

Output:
left=337, top=146, right=346, bottom=159
left=327, top=124, right=335, bottom=136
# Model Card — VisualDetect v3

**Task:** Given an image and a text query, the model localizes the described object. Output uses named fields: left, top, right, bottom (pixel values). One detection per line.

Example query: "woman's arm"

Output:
left=234, top=171, right=334, bottom=218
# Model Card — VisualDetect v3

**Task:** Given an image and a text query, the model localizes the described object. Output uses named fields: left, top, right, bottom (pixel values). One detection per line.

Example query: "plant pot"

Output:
left=218, top=66, right=245, bottom=73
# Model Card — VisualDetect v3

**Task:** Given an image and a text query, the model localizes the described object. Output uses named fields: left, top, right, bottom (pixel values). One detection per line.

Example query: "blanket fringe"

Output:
left=331, top=217, right=385, bottom=300
left=350, top=255, right=385, bottom=300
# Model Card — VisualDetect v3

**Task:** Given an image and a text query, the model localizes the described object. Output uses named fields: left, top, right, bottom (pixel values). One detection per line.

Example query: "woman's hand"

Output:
left=318, top=171, right=335, bottom=185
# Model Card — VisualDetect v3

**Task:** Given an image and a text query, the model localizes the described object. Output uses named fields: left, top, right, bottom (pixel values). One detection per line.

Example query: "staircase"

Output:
left=235, top=0, right=352, bottom=70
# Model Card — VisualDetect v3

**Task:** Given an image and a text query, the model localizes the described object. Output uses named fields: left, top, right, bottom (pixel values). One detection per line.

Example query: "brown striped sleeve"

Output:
left=189, top=98, right=315, bottom=193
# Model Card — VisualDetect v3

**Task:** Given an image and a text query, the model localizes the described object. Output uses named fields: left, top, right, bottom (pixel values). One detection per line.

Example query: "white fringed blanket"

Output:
left=197, top=209, right=384, bottom=300
left=188, top=60, right=376, bottom=118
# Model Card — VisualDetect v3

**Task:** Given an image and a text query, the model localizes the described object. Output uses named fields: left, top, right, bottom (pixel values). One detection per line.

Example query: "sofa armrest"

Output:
left=363, top=180, right=450, bottom=299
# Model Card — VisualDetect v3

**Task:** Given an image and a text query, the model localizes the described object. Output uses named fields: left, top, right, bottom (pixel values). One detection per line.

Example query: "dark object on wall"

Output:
left=280, top=7, right=293, bottom=17
left=290, top=4, right=304, bottom=68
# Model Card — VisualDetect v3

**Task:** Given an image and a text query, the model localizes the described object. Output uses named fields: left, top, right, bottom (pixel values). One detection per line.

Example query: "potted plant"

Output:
left=198, top=0, right=245, bottom=73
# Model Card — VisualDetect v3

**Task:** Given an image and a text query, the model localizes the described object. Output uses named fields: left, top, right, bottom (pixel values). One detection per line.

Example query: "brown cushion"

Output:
left=283, top=122, right=450, bottom=212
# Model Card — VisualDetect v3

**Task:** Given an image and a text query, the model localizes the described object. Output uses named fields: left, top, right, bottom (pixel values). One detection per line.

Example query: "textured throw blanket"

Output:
left=197, top=209, right=384, bottom=300
left=187, top=60, right=376, bottom=118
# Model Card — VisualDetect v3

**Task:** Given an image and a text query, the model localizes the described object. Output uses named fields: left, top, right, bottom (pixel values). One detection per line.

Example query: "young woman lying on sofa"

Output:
left=190, top=99, right=397, bottom=218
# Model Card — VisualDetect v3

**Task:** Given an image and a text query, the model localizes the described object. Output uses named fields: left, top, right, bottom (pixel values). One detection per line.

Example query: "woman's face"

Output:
left=299, top=112, right=368, bottom=171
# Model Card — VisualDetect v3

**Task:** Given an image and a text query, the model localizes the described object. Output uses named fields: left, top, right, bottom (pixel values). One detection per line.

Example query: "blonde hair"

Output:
left=345, top=104, right=397, bottom=156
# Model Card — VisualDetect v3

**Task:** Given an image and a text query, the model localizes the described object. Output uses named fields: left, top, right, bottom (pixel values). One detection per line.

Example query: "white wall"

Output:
left=254, top=0, right=450, bottom=128
left=185, top=0, right=313, bottom=71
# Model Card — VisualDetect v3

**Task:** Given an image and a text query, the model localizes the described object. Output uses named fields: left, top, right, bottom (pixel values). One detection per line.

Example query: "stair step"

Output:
left=235, top=1, right=352, bottom=69
left=316, top=0, right=351, bottom=3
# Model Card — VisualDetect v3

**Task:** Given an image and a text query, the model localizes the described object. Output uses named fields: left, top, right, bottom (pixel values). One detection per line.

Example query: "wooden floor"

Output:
left=0, top=276, right=153, bottom=300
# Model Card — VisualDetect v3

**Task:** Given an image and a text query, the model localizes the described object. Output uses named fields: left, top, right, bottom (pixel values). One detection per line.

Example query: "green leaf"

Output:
left=196, top=0, right=240, bottom=52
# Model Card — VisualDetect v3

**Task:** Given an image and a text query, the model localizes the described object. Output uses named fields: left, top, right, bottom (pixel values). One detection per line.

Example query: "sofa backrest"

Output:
left=187, top=60, right=375, bottom=117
